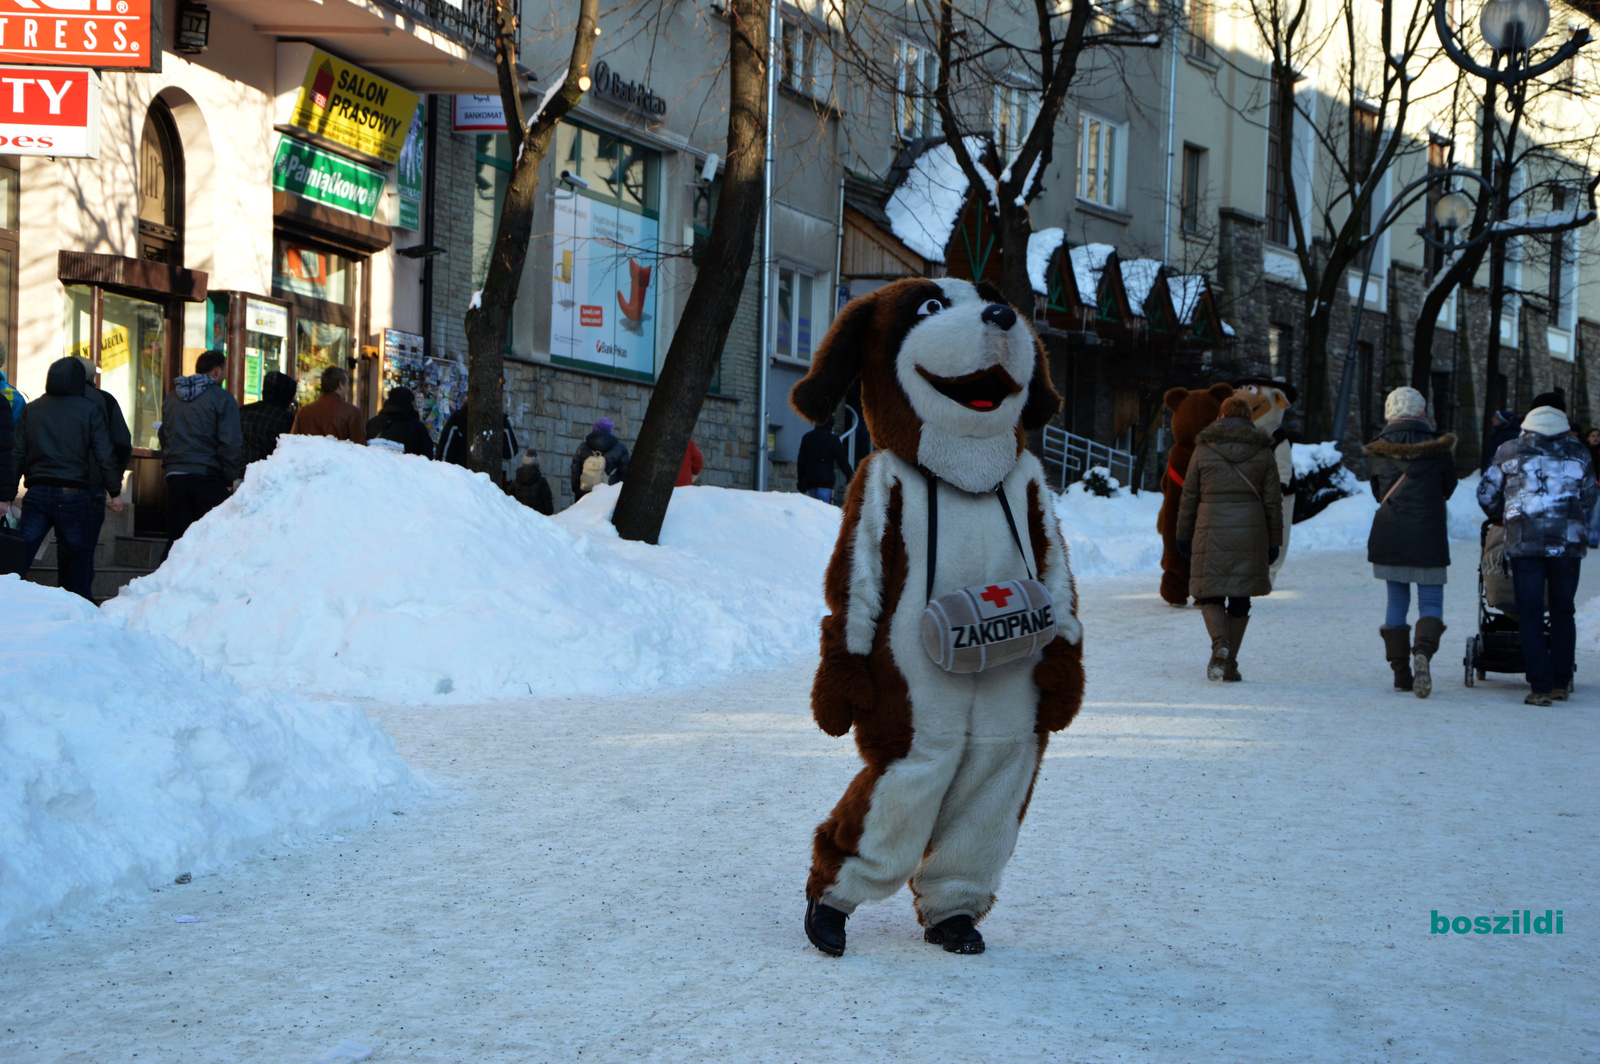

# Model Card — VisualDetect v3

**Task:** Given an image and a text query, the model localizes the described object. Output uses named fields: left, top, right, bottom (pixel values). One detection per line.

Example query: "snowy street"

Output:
left=4, top=543, right=1595, bottom=1063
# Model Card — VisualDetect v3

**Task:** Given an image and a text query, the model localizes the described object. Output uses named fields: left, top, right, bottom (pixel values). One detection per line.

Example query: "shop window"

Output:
left=550, top=120, right=662, bottom=382
left=272, top=236, right=359, bottom=407
left=775, top=266, right=823, bottom=364
left=138, top=104, right=182, bottom=265
left=64, top=284, right=168, bottom=450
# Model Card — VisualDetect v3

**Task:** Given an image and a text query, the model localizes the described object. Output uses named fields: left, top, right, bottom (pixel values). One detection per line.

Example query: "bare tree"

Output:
left=611, top=0, right=771, bottom=544
left=462, top=0, right=601, bottom=476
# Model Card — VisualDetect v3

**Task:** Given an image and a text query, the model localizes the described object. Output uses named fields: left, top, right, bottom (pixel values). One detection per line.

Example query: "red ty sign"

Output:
left=0, top=65, right=98, bottom=156
left=0, top=0, right=155, bottom=70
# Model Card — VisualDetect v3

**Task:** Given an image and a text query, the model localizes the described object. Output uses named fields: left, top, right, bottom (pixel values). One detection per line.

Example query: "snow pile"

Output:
left=1069, top=243, right=1114, bottom=305
left=0, top=576, right=421, bottom=940
left=1053, top=479, right=1165, bottom=578
left=105, top=437, right=839, bottom=705
left=884, top=138, right=993, bottom=263
left=1120, top=258, right=1162, bottom=316
left=1027, top=227, right=1065, bottom=295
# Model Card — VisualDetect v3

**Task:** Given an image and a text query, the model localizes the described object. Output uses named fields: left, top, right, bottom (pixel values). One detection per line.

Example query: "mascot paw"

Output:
left=812, top=651, right=874, bottom=736
left=1034, top=636, right=1085, bottom=733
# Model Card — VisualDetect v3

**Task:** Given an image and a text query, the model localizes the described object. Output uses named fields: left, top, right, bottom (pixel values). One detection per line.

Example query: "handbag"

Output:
left=0, top=506, right=27, bottom=577
left=919, top=470, right=1057, bottom=673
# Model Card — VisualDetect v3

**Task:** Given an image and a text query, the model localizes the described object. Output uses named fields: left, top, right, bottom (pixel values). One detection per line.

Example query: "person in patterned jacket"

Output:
left=1478, top=394, right=1599, bottom=705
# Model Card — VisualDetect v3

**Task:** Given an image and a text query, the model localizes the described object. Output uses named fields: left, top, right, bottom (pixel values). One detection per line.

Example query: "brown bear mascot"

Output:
left=790, top=277, right=1085, bottom=958
left=1158, top=383, right=1236, bottom=606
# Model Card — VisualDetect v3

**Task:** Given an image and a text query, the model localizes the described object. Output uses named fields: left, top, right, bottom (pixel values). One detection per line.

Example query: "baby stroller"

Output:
left=1463, top=520, right=1550, bottom=686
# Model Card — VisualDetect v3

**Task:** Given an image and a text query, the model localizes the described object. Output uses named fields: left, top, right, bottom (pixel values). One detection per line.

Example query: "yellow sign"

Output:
left=70, top=326, right=130, bottom=373
left=286, top=49, right=419, bottom=166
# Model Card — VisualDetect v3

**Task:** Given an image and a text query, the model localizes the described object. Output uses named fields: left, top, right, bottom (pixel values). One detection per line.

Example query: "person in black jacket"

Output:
left=436, top=403, right=518, bottom=471
left=1480, top=408, right=1521, bottom=474
left=366, top=387, right=434, bottom=456
left=511, top=449, right=554, bottom=515
left=796, top=413, right=853, bottom=503
left=240, top=370, right=298, bottom=467
left=569, top=417, right=630, bottom=499
left=1365, top=387, right=1458, bottom=698
left=1, top=358, right=122, bottom=600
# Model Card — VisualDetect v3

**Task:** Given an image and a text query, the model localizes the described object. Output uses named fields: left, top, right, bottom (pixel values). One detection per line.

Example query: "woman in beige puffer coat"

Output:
left=1176, top=396, right=1284, bottom=681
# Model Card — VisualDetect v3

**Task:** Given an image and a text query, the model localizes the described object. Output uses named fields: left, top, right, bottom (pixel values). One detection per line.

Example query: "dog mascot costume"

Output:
left=1231, top=377, right=1298, bottom=584
left=790, top=278, right=1085, bottom=957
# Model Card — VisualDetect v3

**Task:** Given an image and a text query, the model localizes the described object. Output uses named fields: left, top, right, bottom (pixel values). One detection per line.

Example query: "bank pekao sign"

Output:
left=0, top=64, right=98, bottom=156
left=272, top=135, right=385, bottom=220
left=0, top=0, right=157, bottom=71
left=591, top=61, right=666, bottom=118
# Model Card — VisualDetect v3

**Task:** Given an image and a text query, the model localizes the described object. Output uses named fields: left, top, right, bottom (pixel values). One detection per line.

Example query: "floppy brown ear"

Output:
left=1164, top=387, right=1189, bottom=413
left=1208, top=382, right=1236, bottom=402
left=1020, top=337, right=1061, bottom=432
left=791, top=294, right=877, bottom=424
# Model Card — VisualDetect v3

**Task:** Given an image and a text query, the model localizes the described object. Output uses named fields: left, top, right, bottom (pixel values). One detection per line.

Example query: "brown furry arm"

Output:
left=811, top=461, right=877, bottom=736
left=1034, top=636, right=1085, bottom=733
left=1027, top=479, right=1085, bottom=733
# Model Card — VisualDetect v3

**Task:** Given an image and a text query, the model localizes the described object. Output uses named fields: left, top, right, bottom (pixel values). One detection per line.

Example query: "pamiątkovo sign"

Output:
left=0, top=0, right=158, bottom=72
left=0, top=64, right=99, bottom=156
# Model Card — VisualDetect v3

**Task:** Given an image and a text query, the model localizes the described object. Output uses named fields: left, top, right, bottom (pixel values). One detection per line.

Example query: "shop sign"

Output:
left=453, top=93, right=506, bottom=132
left=0, top=0, right=157, bottom=71
left=246, top=299, right=288, bottom=338
left=395, top=101, right=424, bottom=231
left=272, top=135, right=386, bottom=220
left=285, top=48, right=419, bottom=166
left=0, top=64, right=98, bottom=156
left=591, top=61, right=667, bottom=118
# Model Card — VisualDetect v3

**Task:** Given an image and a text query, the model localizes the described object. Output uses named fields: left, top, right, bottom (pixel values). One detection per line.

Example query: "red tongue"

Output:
left=970, top=399, right=995, bottom=409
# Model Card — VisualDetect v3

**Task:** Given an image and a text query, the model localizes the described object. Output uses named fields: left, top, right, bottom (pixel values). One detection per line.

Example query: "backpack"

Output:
left=580, top=450, right=609, bottom=492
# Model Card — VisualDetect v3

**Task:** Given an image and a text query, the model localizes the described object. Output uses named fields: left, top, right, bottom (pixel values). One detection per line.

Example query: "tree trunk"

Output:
left=610, top=0, right=770, bottom=545
left=463, top=0, right=599, bottom=478
left=1301, top=293, right=1333, bottom=440
left=995, top=197, right=1035, bottom=316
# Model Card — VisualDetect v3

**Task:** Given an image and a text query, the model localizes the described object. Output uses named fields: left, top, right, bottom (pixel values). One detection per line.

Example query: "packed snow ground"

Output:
left=4, top=545, right=1595, bottom=1063
left=0, top=577, right=422, bottom=940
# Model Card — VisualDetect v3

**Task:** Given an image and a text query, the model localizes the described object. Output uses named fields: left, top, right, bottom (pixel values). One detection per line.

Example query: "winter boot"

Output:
left=1411, top=617, right=1447, bottom=700
left=1222, top=615, right=1250, bottom=682
left=1201, top=603, right=1230, bottom=681
left=1380, top=626, right=1414, bottom=692
left=924, top=914, right=986, bottom=954
left=805, top=896, right=848, bottom=957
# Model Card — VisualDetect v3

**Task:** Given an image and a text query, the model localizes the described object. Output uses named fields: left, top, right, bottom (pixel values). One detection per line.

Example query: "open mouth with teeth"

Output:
left=916, top=365, right=1022, bottom=411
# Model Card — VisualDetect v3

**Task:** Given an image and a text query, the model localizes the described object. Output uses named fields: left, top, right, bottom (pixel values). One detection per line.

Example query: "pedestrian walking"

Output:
left=1365, top=387, right=1459, bottom=698
left=1480, top=408, right=1521, bottom=474
left=1175, top=396, right=1284, bottom=681
left=75, top=357, right=133, bottom=552
left=0, top=357, right=122, bottom=600
left=159, top=349, right=243, bottom=545
left=435, top=403, right=518, bottom=470
left=240, top=369, right=298, bottom=467
left=1478, top=395, right=1598, bottom=705
left=511, top=449, right=554, bottom=515
left=291, top=366, right=365, bottom=443
left=796, top=414, right=853, bottom=502
left=676, top=437, right=703, bottom=487
left=570, top=417, right=629, bottom=500
left=366, top=386, right=434, bottom=456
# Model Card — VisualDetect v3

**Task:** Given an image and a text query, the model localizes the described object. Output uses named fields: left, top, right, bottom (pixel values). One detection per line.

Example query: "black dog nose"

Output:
left=981, top=303, right=1016, bottom=331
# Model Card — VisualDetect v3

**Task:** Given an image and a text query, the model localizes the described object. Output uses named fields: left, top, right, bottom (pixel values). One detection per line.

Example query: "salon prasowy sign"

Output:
left=272, top=135, right=386, bottom=220
left=0, top=0, right=155, bottom=70
left=285, top=48, right=419, bottom=166
left=0, top=64, right=97, bottom=156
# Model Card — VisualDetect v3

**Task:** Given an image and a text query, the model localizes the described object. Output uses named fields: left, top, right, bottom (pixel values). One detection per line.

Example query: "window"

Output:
left=1078, top=113, right=1123, bottom=209
left=775, top=267, right=820, bottom=363
left=1268, top=322, right=1291, bottom=378
left=1181, top=145, right=1205, bottom=233
left=1424, top=137, right=1451, bottom=278
left=994, top=83, right=1035, bottom=160
left=1356, top=340, right=1376, bottom=435
left=1352, top=105, right=1380, bottom=268
left=1431, top=371, right=1454, bottom=431
left=896, top=40, right=939, bottom=141
left=472, top=133, right=513, bottom=291
left=138, top=104, right=181, bottom=265
left=781, top=18, right=833, bottom=100
left=272, top=239, right=358, bottom=408
left=1265, top=74, right=1291, bottom=245
left=63, top=285, right=169, bottom=450
left=1549, top=188, right=1578, bottom=332
left=1187, top=0, right=1212, bottom=61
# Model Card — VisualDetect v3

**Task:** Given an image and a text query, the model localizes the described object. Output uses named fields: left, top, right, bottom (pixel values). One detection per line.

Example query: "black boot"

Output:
left=805, top=896, right=848, bottom=956
left=924, top=914, right=986, bottom=954
left=1412, top=616, right=1446, bottom=700
left=1380, top=626, right=1414, bottom=692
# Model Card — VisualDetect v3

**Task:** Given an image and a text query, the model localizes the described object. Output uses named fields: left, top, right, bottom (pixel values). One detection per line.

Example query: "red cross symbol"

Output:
left=980, top=584, right=1014, bottom=608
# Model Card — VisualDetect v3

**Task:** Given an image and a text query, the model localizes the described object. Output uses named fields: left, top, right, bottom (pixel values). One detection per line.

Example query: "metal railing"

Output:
left=376, top=0, right=509, bottom=56
left=1040, top=425, right=1137, bottom=492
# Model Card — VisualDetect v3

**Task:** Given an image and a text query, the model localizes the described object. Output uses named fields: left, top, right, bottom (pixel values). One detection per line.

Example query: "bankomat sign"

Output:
left=0, top=65, right=99, bottom=156
left=0, top=0, right=158, bottom=72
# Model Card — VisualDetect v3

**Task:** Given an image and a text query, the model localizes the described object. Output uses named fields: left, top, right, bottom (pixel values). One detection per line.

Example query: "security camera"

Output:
left=700, top=153, right=719, bottom=184
left=559, top=170, right=589, bottom=190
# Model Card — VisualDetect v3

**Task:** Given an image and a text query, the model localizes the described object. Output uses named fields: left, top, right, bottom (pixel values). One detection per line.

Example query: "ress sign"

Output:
left=0, top=0, right=157, bottom=72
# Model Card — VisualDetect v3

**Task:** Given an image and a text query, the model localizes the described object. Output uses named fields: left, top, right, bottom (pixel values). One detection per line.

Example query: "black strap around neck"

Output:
left=923, top=469, right=1034, bottom=604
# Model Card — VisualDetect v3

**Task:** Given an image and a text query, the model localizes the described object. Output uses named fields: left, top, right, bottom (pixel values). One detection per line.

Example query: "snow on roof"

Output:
left=1491, top=207, right=1596, bottom=232
left=1068, top=243, right=1115, bottom=306
left=1027, top=227, right=1066, bottom=295
left=884, top=138, right=994, bottom=264
left=1170, top=275, right=1206, bottom=324
left=1120, top=258, right=1162, bottom=317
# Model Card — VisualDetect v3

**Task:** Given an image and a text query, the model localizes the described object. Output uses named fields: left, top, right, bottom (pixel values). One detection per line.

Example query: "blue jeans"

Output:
left=18, top=486, right=100, bottom=601
left=1385, top=581, right=1444, bottom=626
left=1587, top=502, right=1600, bottom=549
left=1509, top=556, right=1581, bottom=694
left=806, top=487, right=832, bottom=503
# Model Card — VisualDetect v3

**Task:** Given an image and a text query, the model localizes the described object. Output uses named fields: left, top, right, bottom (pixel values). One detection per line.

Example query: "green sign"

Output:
left=396, top=102, right=425, bottom=231
left=272, top=135, right=386, bottom=220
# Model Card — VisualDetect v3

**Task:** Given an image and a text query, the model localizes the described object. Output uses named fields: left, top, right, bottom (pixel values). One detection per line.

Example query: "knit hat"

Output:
left=520, top=448, right=539, bottom=467
left=594, top=417, right=614, bottom=435
left=1530, top=390, right=1567, bottom=412
left=1384, top=386, right=1427, bottom=421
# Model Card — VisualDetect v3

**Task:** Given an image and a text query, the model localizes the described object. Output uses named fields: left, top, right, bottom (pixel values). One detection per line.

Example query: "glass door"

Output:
left=271, top=235, right=360, bottom=406
left=240, top=297, right=291, bottom=404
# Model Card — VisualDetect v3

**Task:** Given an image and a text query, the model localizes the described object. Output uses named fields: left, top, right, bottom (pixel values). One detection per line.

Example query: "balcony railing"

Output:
left=376, top=0, right=513, bottom=57
left=1041, top=425, right=1138, bottom=492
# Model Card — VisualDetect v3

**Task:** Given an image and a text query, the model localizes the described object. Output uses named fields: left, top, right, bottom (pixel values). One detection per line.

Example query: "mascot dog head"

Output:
left=790, top=278, right=1060, bottom=492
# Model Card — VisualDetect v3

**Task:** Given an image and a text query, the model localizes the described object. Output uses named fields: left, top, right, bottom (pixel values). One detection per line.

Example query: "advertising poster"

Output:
left=396, top=103, right=425, bottom=231
left=550, top=188, right=658, bottom=380
left=285, top=48, right=419, bottom=166
left=382, top=344, right=464, bottom=442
